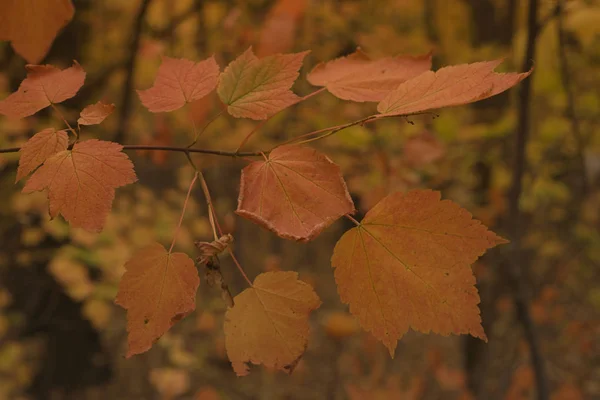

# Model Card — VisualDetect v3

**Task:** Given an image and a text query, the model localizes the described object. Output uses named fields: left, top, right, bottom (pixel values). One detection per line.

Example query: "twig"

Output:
left=507, top=0, right=549, bottom=399
left=114, top=0, right=153, bottom=144
left=556, top=0, right=588, bottom=194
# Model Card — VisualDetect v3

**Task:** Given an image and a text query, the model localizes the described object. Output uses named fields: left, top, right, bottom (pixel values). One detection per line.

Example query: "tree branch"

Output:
left=114, top=0, right=153, bottom=144
left=556, top=0, right=588, bottom=194
left=507, top=0, right=549, bottom=399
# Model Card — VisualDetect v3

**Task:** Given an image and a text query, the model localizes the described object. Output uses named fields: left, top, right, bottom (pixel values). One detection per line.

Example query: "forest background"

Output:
left=0, top=0, right=599, bottom=399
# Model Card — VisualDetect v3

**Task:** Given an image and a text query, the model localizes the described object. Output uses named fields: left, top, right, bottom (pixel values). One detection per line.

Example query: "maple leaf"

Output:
left=377, top=60, right=531, bottom=116
left=331, top=190, right=507, bottom=355
left=16, top=128, right=68, bottom=182
left=236, top=145, right=355, bottom=242
left=78, top=101, right=115, bottom=125
left=22, top=139, right=137, bottom=232
left=307, top=49, right=431, bottom=102
left=217, top=48, right=309, bottom=119
left=0, top=0, right=74, bottom=63
left=137, top=56, right=220, bottom=113
left=224, top=271, right=321, bottom=376
left=0, top=61, right=86, bottom=119
left=115, top=242, right=199, bottom=357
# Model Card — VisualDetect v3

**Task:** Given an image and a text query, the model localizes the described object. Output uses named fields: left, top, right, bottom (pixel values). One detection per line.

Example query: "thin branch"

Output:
left=169, top=172, right=198, bottom=253
left=507, top=0, right=549, bottom=399
left=123, top=145, right=260, bottom=157
left=556, top=0, right=588, bottom=194
left=114, top=0, right=153, bottom=144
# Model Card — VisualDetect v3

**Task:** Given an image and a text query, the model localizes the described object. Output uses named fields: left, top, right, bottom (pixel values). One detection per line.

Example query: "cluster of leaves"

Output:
left=0, top=47, right=530, bottom=375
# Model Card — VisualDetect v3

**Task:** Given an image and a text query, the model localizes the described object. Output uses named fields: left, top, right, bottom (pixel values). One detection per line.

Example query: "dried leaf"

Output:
left=377, top=60, right=531, bottom=116
left=331, top=190, right=507, bottom=355
left=78, top=101, right=115, bottom=125
left=217, top=48, right=308, bottom=119
left=237, top=145, right=355, bottom=242
left=137, top=56, right=220, bottom=113
left=0, top=61, right=85, bottom=119
left=0, top=0, right=74, bottom=63
left=16, top=128, right=68, bottom=182
left=22, top=139, right=137, bottom=232
left=224, top=271, right=321, bottom=376
left=115, top=243, right=199, bottom=357
left=308, top=49, right=431, bottom=102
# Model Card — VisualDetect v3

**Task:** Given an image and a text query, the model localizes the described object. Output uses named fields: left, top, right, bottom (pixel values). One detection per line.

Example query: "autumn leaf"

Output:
left=377, top=60, right=532, bottom=116
left=115, top=242, right=199, bottom=357
left=78, top=101, right=115, bottom=125
left=217, top=48, right=309, bottom=119
left=331, top=190, right=507, bottom=355
left=236, top=145, right=355, bottom=242
left=307, top=49, right=431, bottom=102
left=224, top=271, right=321, bottom=376
left=0, top=61, right=85, bottom=119
left=0, top=0, right=74, bottom=63
left=137, top=56, right=220, bottom=113
left=22, top=139, right=137, bottom=232
left=16, top=128, right=68, bottom=182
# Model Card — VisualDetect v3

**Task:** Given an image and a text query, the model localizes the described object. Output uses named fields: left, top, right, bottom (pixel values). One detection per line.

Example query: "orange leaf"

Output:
left=307, top=49, right=431, bottom=102
left=0, top=61, right=85, bottom=119
left=0, top=0, right=74, bottom=63
left=137, top=56, right=220, bottom=113
left=115, top=243, right=199, bottom=357
left=224, top=271, right=321, bottom=376
left=22, top=139, right=137, bottom=232
left=377, top=60, right=531, bottom=116
left=217, top=48, right=309, bottom=119
left=77, top=101, right=115, bottom=125
left=331, top=190, right=507, bottom=355
left=16, top=128, right=68, bottom=182
left=236, top=145, right=355, bottom=242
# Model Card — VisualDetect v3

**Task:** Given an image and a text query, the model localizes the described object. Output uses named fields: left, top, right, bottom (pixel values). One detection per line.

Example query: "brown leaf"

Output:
left=308, top=49, right=431, bottom=102
left=22, top=139, right=137, bottom=232
left=331, top=190, right=507, bottom=355
left=77, top=101, right=115, bottom=125
left=137, top=56, right=220, bottom=113
left=217, top=48, right=308, bottom=119
left=0, top=61, right=85, bottom=119
left=0, top=0, right=74, bottom=63
left=224, top=271, right=321, bottom=376
left=115, top=243, right=199, bottom=357
left=236, top=145, right=355, bottom=242
left=16, top=128, right=68, bottom=182
left=377, top=60, right=531, bottom=116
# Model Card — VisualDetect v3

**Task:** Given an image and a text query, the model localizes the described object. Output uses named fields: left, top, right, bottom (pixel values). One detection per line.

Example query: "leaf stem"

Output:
left=169, top=172, right=198, bottom=253
left=197, top=171, right=220, bottom=241
left=234, top=87, right=327, bottom=153
left=227, top=248, right=253, bottom=288
left=188, top=106, right=225, bottom=148
left=345, top=214, right=361, bottom=226
left=51, top=104, right=78, bottom=139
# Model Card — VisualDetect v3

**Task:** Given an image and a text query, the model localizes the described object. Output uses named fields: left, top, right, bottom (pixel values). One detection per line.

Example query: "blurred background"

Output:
left=0, top=0, right=599, bottom=399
